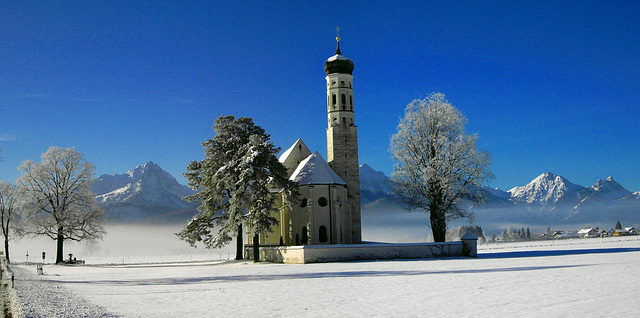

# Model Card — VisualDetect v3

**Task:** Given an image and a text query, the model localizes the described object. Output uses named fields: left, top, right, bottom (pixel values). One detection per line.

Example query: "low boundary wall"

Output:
left=245, top=234, right=477, bottom=264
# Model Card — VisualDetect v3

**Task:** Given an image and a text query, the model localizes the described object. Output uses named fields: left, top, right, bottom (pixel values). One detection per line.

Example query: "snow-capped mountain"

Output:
left=589, top=176, right=631, bottom=201
left=359, top=164, right=393, bottom=204
left=358, top=167, right=640, bottom=228
left=93, top=162, right=196, bottom=223
left=508, top=172, right=591, bottom=206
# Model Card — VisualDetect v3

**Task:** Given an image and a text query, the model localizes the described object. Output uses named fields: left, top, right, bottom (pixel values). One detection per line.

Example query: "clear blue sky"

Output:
left=1, top=1, right=639, bottom=192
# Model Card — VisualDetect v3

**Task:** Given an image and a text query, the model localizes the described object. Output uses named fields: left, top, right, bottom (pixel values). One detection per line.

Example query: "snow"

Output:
left=10, top=236, right=640, bottom=317
left=326, top=54, right=349, bottom=62
left=289, top=152, right=346, bottom=185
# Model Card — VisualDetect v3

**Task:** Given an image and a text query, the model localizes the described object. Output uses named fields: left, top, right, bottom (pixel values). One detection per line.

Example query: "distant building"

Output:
left=613, top=228, right=630, bottom=237
left=577, top=228, right=598, bottom=238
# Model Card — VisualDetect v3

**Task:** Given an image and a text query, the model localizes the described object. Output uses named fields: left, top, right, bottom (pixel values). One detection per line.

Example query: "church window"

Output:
left=341, top=94, right=346, bottom=105
left=319, top=226, right=328, bottom=243
left=350, top=95, right=353, bottom=106
left=340, top=80, right=345, bottom=86
left=301, top=226, right=308, bottom=244
left=318, top=197, right=328, bottom=207
left=299, top=198, right=307, bottom=208
left=332, top=94, right=336, bottom=106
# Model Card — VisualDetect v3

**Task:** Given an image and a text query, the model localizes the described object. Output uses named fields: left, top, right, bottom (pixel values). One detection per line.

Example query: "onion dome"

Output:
left=324, top=37, right=354, bottom=75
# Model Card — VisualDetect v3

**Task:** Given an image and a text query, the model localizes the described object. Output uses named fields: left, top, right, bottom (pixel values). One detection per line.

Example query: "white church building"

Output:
left=251, top=37, right=362, bottom=246
left=247, top=38, right=478, bottom=263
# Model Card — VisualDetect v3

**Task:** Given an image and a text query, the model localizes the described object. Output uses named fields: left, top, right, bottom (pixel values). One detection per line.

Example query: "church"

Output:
left=251, top=37, right=362, bottom=246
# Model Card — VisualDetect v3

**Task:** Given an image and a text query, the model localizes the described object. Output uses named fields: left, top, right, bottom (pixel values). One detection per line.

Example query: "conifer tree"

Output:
left=615, top=220, right=622, bottom=230
left=177, top=115, right=295, bottom=260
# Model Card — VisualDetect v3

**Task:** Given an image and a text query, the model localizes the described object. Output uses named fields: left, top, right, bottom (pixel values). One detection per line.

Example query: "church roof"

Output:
left=279, top=139, right=312, bottom=178
left=324, top=40, right=354, bottom=75
left=290, top=152, right=346, bottom=186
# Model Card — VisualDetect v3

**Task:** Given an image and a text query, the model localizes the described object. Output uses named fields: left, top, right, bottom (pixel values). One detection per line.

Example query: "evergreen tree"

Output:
left=177, top=115, right=295, bottom=260
left=615, top=220, right=622, bottom=230
left=526, top=227, right=531, bottom=239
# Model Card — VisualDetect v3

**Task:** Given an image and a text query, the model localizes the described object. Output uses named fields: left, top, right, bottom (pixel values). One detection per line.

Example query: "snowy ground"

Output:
left=12, top=236, right=640, bottom=317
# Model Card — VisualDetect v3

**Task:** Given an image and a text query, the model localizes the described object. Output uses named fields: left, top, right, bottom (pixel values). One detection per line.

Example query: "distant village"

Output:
left=492, top=221, right=638, bottom=243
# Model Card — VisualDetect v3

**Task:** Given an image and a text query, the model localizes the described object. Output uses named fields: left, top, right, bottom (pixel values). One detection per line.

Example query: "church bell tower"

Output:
left=324, top=36, right=361, bottom=243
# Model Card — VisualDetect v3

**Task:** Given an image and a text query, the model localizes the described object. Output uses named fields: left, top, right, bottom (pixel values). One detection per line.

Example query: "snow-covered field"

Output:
left=11, top=236, right=640, bottom=317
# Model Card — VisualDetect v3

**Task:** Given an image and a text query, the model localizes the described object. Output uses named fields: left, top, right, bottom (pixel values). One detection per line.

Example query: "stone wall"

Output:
left=245, top=236, right=477, bottom=264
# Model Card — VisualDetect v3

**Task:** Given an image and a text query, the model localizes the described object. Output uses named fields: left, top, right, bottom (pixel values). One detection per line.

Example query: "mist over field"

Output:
left=10, top=224, right=237, bottom=264
left=10, top=219, right=443, bottom=264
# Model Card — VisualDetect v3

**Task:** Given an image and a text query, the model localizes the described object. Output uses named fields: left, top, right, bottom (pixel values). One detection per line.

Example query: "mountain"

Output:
left=357, top=167, right=640, bottom=230
left=93, top=162, right=197, bottom=223
left=359, top=164, right=394, bottom=204
left=508, top=172, right=592, bottom=206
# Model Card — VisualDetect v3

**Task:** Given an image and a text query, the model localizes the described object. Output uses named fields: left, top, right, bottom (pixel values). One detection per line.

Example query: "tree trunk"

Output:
left=56, top=226, right=64, bottom=264
left=430, top=207, right=447, bottom=242
left=253, top=234, right=259, bottom=262
left=235, top=225, right=243, bottom=260
left=4, top=234, right=9, bottom=264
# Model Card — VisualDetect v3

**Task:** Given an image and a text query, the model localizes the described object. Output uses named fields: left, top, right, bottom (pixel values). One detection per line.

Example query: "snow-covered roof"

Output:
left=279, top=139, right=312, bottom=178
left=279, top=139, right=308, bottom=163
left=290, top=152, right=346, bottom=186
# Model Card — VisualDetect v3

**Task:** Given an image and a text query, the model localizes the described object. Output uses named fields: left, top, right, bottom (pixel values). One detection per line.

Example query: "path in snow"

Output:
left=12, top=266, right=119, bottom=318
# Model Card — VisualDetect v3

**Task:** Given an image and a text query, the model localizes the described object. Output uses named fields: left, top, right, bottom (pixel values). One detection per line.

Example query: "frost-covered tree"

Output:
left=17, top=146, right=105, bottom=264
left=390, top=93, right=493, bottom=242
left=177, top=115, right=294, bottom=260
left=0, top=181, right=19, bottom=263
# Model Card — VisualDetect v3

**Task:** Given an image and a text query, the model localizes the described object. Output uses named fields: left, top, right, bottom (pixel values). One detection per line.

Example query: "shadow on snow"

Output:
left=479, top=247, right=640, bottom=259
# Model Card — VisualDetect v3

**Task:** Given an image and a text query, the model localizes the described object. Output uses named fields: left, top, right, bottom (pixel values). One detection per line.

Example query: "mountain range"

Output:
left=92, top=162, right=640, bottom=230
left=361, top=168, right=640, bottom=230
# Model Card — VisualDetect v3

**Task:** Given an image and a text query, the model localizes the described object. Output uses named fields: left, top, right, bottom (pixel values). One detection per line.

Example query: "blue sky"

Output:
left=1, top=1, right=639, bottom=191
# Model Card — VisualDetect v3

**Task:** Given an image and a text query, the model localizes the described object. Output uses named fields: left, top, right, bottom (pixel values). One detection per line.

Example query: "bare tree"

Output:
left=0, top=181, right=19, bottom=263
left=390, top=93, right=492, bottom=242
left=17, top=146, right=105, bottom=264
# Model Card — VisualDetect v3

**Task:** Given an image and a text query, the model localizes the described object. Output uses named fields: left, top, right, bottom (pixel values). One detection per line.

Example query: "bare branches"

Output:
left=16, top=146, right=105, bottom=263
left=391, top=93, right=492, bottom=242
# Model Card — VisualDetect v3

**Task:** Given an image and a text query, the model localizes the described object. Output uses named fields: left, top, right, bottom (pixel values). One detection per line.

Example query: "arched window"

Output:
left=301, top=226, right=308, bottom=244
left=341, top=94, right=346, bottom=105
left=332, top=94, right=336, bottom=106
left=299, top=198, right=307, bottom=208
left=319, top=226, right=328, bottom=243
left=350, top=95, right=353, bottom=106
left=318, top=197, right=328, bottom=207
